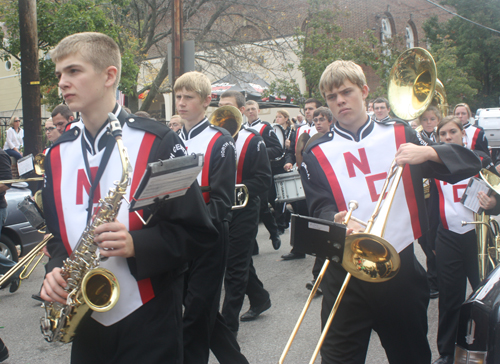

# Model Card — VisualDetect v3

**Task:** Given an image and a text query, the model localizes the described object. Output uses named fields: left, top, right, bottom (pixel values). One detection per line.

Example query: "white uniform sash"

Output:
left=295, top=124, right=318, bottom=144
left=310, top=123, right=420, bottom=253
left=50, top=123, right=156, bottom=326
left=235, top=129, right=256, bottom=183
left=464, top=125, right=481, bottom=150
left=435, top=178, right=474, bottom=234
left=181, top=126, right=222, bottom=202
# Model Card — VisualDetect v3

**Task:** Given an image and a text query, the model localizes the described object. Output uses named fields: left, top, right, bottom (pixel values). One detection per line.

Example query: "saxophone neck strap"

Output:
left=81, top=128, right=117, bottom=223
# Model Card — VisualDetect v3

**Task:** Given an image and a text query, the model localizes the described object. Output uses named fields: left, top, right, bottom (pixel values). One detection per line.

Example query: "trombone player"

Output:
left=298, top=60, right=481, bottom=364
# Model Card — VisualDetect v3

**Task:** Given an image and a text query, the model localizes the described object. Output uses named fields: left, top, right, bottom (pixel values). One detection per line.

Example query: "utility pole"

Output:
left=18, top=0, right=42, bottom=156
left=171, top=0, right=183, bottom=113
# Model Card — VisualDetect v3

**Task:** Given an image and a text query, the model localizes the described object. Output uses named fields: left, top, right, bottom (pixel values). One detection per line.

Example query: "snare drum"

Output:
left=271, top=123, right=286, bottom=149
left=274, top=170, right=305, bottom=203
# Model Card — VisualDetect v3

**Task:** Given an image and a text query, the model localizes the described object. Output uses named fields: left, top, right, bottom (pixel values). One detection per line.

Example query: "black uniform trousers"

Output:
left=72, top=273, right=184, bottom=364
left=417, top=196, right=439, bottom=292
left=222, top=196, right=260, bottom=333
left=210, top=314, right=249, bottom=364
left=183, top=221, right=228, bottom=364
left=320, top=244, right=431, bottom=364
left=435, top=226, right=479, bottom=357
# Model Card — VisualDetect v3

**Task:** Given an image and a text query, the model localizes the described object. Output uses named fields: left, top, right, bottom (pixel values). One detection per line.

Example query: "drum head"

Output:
left=295, top=133, right=310, bottom=168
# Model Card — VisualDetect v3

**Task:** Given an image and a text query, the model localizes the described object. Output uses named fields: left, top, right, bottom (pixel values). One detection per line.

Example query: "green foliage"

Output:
left=0, top=0, right=138, bottom=109
left=268, top=0, right=395, bottom=105
left=423, top=0, right=500, bottom=111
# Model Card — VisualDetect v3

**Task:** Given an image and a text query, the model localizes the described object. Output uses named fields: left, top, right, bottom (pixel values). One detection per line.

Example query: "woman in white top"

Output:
left=3, top=116, right=23, bottom=160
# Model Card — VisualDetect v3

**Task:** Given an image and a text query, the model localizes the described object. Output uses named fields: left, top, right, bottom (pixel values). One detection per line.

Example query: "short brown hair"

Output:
left=437, top=115, right=463, bottom=136
left=51, top=32, right=121, bottom=89
left=51, top=104, right=74, bottom=121
left=174, top=71, right=211, bottom=100
left=319, top=60, right=367, bottom=99
left=313, top=107, right=334, bottom=122
left=221, top=91, right=245, bottom=108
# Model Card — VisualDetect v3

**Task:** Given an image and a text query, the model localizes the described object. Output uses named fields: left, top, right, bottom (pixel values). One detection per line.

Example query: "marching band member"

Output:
left=175, top=71, right=238, bottom=364
left=244, top=100, right=282, bottom=250
left=417, top=105, right=442, bottom=299
left=217, top=91, right=272, bottom=338
left=432, top=116, right=500, bottom=364
left=281, top=99, right=322, bottom=262
left=454, top=103, right=489, bottom=154
left=300, top=60, right=481, bottom=364
left=41, top=33, right=218, bottom=364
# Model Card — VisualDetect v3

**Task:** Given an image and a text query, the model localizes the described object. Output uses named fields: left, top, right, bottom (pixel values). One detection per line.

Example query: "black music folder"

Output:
left=290, top=214, right=346, bottom=263
left=461, top=177, right=492, bottom=214
left=129, top=153, right=204, bottom=211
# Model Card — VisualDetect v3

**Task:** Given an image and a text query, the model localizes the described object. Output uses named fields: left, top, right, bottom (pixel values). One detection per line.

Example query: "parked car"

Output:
left=454, top=264, right=500, bottom=364
left=476, top=108, right=500, bottom=148
left=0, top=183, right=44, bottom=262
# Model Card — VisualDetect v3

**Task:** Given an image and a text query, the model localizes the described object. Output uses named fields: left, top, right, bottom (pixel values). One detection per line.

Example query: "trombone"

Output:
left=0, top=235, right=52, bottom=287
left=279, top=161, right=402, bottom=364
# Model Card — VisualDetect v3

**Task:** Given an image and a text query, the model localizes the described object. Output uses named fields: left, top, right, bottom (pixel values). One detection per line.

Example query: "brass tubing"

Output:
left=0, top=234, right=51, bottom=286
left=278, top=201, right=358, bottom=364
left=310, top=272, right=351, bottom=364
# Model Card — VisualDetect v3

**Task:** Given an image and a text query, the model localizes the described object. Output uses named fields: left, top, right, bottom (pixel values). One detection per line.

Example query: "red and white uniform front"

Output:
left=435, top=178, right=474, bottom=234
left=310, top=122, right=418, bottom=252
left=48, top=117, right=158, bottom=326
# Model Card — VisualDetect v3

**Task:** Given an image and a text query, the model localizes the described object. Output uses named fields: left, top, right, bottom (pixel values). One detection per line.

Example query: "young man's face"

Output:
left=55, top=55, right=112, bottom=115
left=175, top=88, right=211, bottom=124
left=304, top=103, right=317, bottom=123
left=313, top=114, right=333, bottom=133
left=45, top=120, right=62, bottom=143
left=219, top=97, right=245, bottom=114
left=244, top=103, right=259, bottom=122
left=52, top=113, right=70, bottom=134
left=373, top=102, right=390, bottom=120
left=324, top=80, right=369, bottom=133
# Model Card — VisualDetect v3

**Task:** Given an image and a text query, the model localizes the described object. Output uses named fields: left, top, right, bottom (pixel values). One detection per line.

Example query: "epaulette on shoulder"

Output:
left=209, top=124, right=232, bottom=137
left=242, top=124, right=260, bottom=137
left=304, top=131, right=333, bottom=154
left=50, top=125, right=81, bottom=148
left=125, top=115, right=171, bottom=139
left=261, top=121, right=272, bottom=127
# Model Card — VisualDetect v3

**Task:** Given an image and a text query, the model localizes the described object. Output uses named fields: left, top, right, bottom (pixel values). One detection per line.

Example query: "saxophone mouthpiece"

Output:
left=108, top=112, right=123, bottom=138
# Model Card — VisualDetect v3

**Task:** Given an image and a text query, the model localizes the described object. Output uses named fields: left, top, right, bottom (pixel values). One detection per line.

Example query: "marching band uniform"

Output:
left=434, top=151, right=500, bottom=361
left=463, top=121, right=489, bottom=154
left=248, top=118, right=283, bottom=247
left=179, top=118, right=237, bottom=364
left=220, top=125, right=272, bottom=333
left=300, top=117, right=481, bottom=364
left=43, top=106, right=218, bottom=364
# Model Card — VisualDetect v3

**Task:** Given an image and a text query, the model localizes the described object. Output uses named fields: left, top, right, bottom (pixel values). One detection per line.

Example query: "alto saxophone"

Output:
left=41, top=113, right=132, bottom=343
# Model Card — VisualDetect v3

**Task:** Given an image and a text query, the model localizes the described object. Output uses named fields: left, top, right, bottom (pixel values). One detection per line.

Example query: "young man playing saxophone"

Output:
left=40, top=32, right=217, bottom=364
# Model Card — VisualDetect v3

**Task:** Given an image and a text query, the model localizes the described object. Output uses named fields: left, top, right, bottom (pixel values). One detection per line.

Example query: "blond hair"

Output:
left=319, top=60, right=367, bottom=99
left=174, top=71, right=211, bottom=100
left=276, top=109, right=292, bottom=128
left=51, top=32, right=121, bottom=89
left=453, top=103, right=472, bottom=119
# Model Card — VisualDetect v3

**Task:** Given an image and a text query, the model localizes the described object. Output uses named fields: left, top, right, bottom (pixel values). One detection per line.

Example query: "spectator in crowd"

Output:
left=3, top=116, right=23, bottom=160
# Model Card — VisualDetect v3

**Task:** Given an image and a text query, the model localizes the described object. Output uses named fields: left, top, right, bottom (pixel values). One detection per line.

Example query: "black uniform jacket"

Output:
left=42, top=109, right=219, bottom=289
left=300, top=118, right=482, bottom=239
left=236, top=126, right=272, bottom=198
left=180, top=119, right=236, bottom=224
left=248, top=118, right=283, bottom=162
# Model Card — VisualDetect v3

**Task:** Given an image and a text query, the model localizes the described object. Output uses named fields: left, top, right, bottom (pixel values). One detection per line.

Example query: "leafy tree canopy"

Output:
left=423, top=0, right=500, bottom=111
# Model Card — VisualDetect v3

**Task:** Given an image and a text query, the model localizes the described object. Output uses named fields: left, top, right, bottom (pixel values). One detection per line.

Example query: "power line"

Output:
left=424, top=0, right=500, bottom=35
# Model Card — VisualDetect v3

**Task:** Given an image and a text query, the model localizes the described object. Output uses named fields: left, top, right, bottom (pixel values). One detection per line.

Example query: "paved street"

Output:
left=0, top=223, right=443, bottom=364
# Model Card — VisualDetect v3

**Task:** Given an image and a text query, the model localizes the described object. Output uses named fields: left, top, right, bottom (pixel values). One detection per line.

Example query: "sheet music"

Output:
left=461, top=177, right=491, bottom=213
left=130, top=154, right=204, bottom=211
left=17, top=154, right=34, bottom=176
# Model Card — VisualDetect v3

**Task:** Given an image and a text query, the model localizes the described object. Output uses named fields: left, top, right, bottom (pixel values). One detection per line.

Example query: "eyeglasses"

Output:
left=45, top=127, right=55, bottom=132
left=313, top=117, right=327, bottom=123
left=14, top=119, right=20, bottom=122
